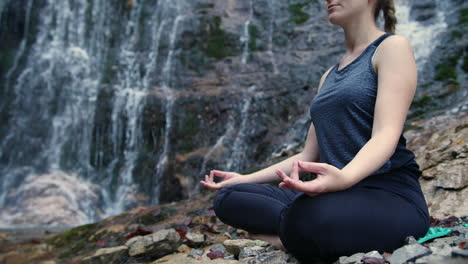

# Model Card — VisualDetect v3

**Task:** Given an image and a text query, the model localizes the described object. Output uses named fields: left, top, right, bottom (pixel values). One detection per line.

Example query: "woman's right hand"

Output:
left=200, top=170, right=245, bottom=190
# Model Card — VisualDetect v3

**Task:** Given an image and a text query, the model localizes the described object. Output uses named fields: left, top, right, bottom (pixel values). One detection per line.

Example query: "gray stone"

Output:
left=185, top=232, right=205, bottom=247
left=426, top=236, right=461, bottom=248
left=240, top=250, right=301, bottom=264
left=452, top=248, right=468, bottom=258
left=81, top=246, right=128, bottom=264
left=125, top=228, right=181, bottom=258
left=238, top=246, right=266, bottom=260
left=187, top=249, right=204, bottom=258
left=389, top=243, right=432, bottom=264
left=210, top=243, right=228, bottom=253
left=223, top=239, right=270, bottom=257
left=337, top=252, right=365, bottom=264
left=450, top=226, right=468, bottom=238
left=364, top=250, right=383, bottom=259
left=414, top=254, right=448, bottom=264
left=405, top=236, right=419, bottom=245
left=428, top=244, right=453, bottom=258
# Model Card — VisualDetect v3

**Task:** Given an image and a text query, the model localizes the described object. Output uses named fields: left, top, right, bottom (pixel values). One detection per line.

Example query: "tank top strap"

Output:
left=371, top=32, right=393, bottom=49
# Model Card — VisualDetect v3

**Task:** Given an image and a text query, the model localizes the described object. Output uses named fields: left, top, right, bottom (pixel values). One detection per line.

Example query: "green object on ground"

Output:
left=417, top=224, right=468, bottom=243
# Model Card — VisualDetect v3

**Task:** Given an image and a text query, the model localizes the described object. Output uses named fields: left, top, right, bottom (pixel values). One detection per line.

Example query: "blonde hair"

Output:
left=374, top=0, right=397, bottom=34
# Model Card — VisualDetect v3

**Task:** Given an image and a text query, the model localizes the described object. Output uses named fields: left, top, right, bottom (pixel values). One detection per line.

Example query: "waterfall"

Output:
left=153, top=11, right=184, bottom=205
left=226, top=85, right=257, bottom=171
left=394, top=0, right=448, bottom=67
left=0, top=0, right=101, bottom=222
left=240, top=0, right=253, bottom=65
left=267, top=0, right=279, bottom=74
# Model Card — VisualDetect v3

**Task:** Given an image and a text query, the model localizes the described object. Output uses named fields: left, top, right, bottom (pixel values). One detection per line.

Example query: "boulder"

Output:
left=81, top=246, right=128, bottom=264
left=125, top=228, right=181, bottom=258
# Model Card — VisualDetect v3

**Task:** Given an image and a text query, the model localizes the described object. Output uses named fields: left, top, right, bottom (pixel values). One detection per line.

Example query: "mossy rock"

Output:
left=200, top=16, right=240, bottom=59
left=288, top=1, right=312, bottom=24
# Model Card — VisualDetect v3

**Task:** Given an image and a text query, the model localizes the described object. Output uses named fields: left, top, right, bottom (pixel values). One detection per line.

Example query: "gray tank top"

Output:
left=309, top=33, right=421, bottom=177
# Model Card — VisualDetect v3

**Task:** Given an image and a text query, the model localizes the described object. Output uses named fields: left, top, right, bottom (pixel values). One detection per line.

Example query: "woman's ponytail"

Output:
left=374, top=0, right=397, bottom=34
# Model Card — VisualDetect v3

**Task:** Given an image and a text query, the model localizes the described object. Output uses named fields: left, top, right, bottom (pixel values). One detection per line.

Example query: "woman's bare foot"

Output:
left=249, top=233, right=286, bottom=251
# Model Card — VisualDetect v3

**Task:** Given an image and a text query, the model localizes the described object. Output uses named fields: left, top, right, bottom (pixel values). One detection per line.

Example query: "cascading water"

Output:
left=241, top=0, right=254, bottom=65
left=0, top=0, right=455, bottom=227
left=394, top=0, right=448, bottom=68
left=267, top=0, right=279, bottom=75
left=226, top=85, right=257, bottom=171
left=0, top=0, right=189, bottom=227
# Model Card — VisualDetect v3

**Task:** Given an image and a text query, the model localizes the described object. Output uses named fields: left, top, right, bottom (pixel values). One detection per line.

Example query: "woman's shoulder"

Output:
left=377, top=34, right=414, bottom=56
left=373, top=34, right=415, bottom=68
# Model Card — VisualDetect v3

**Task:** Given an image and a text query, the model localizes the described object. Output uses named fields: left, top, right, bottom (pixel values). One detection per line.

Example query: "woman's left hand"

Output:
left=276, top=161, right=355, bottom=197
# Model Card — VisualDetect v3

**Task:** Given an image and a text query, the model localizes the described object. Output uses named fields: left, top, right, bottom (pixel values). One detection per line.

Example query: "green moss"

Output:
left=463, top=53, right=468, bottom=73
left=411, top=96, right=437, bottom=109
left=459, top=8, right=468, bottom=25
left=408, top=95, right=438, bottom=121
left=195, top=3, right=214, bottom=9
left=288, top=2, right=311, bottom=24
left=450, top=30, right=463, bottom=40
left=47, top=223, right=97, bottom=248
left=248, top=24, right=259, bottom=52
left=435, top=64, right=457, bottom=83
left=434, top=53, right=462, bottom=84
left=172, top=106, right=201, bottom=153
left=202, top=16, right=239, bottom=59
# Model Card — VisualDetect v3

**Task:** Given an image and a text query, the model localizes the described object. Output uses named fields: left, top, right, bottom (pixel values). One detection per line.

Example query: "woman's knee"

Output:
left=213, top=186, right=234, bottom=215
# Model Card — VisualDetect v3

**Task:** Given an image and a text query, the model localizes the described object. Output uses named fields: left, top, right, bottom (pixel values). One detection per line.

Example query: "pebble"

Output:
left=389, top=243, right=432, bottom=264
left=187, top=248, right=204, bottom=258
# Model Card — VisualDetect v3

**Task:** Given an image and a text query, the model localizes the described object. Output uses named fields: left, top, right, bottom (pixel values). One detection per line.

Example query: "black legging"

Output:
left=212, top=169, right=430, bottom=263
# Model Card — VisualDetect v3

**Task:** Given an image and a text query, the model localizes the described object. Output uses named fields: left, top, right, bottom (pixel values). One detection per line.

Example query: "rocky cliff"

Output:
left=0, top=0, right=466, bottom=230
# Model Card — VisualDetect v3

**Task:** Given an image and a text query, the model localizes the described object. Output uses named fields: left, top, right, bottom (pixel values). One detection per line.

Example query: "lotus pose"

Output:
left=200, top=0, right=430, bottom=262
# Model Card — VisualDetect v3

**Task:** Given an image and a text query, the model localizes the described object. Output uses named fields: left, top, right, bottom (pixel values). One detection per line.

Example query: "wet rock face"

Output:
left=410, top=0, right=437, bottom=22
left=405, top=110, right=468, bottom=218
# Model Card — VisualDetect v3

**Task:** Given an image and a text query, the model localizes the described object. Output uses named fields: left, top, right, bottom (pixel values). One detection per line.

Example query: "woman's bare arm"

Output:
left=341, top=35, right=417, bottom=182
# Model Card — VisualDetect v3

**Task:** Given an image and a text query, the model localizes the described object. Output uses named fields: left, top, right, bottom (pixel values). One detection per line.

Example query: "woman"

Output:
left=200, top=0, right=430, bottom=262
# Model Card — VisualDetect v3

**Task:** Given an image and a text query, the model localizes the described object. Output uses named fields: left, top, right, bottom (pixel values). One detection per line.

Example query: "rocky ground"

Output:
left=0, top=187, right=467, bottom=264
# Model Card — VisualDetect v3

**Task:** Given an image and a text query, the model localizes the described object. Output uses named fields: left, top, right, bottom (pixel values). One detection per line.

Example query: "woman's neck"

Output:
left=341, top=16, right=384, bottom=54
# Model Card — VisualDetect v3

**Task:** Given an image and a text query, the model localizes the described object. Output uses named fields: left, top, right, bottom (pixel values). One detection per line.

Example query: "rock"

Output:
left=238, top=246, right=266, bottom=259
left=406, top=111, right=468, bottom=219
left=451, top=248, right=468, bottom=258
left=125, top=228, right=181, bottom=258
left=223, top=239, right=270, bottom=257
left=337, top=252, right=365, bottom=264
left=210, top=243, right=228, bottom=253
left=186, top=232, right=205, bottom=247
left=207, top=251, right=225, bottom=260
left=177, top=244, right=191, bottom=253
left=152, top=252, right=239, bottom=263
left=426, top=236, right=461, bottom=248
left=361, top=257, right=386, bottom=264
left=405, top=236, right=419, bottom=245
left=389, top=243, right=432, bottom=264
left=0, top=252, right=28, bottom=264
left=81, top=246, right=128, bottom=264
left=450, top=226, right=468, bottom=238
left=414, top=254, right=448, bottom=264
left=188, top=249, right=204, bottom=258
left=239, top=250, right=301, bottom=264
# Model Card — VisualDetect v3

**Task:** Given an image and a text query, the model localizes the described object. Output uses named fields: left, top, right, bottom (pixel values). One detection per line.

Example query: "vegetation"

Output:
left=288, top=1, right=312, bottom=24
left=202, top=16, right=239, bottom=59
left=463, top=53, right=468, bottom=73
left=459, top=8, right=468, bottom=25
left=248, top=24, right=259, bottom=52
left=434, top=52, right=462, bottom=84
left=195, top=3, right=215, bottom=9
